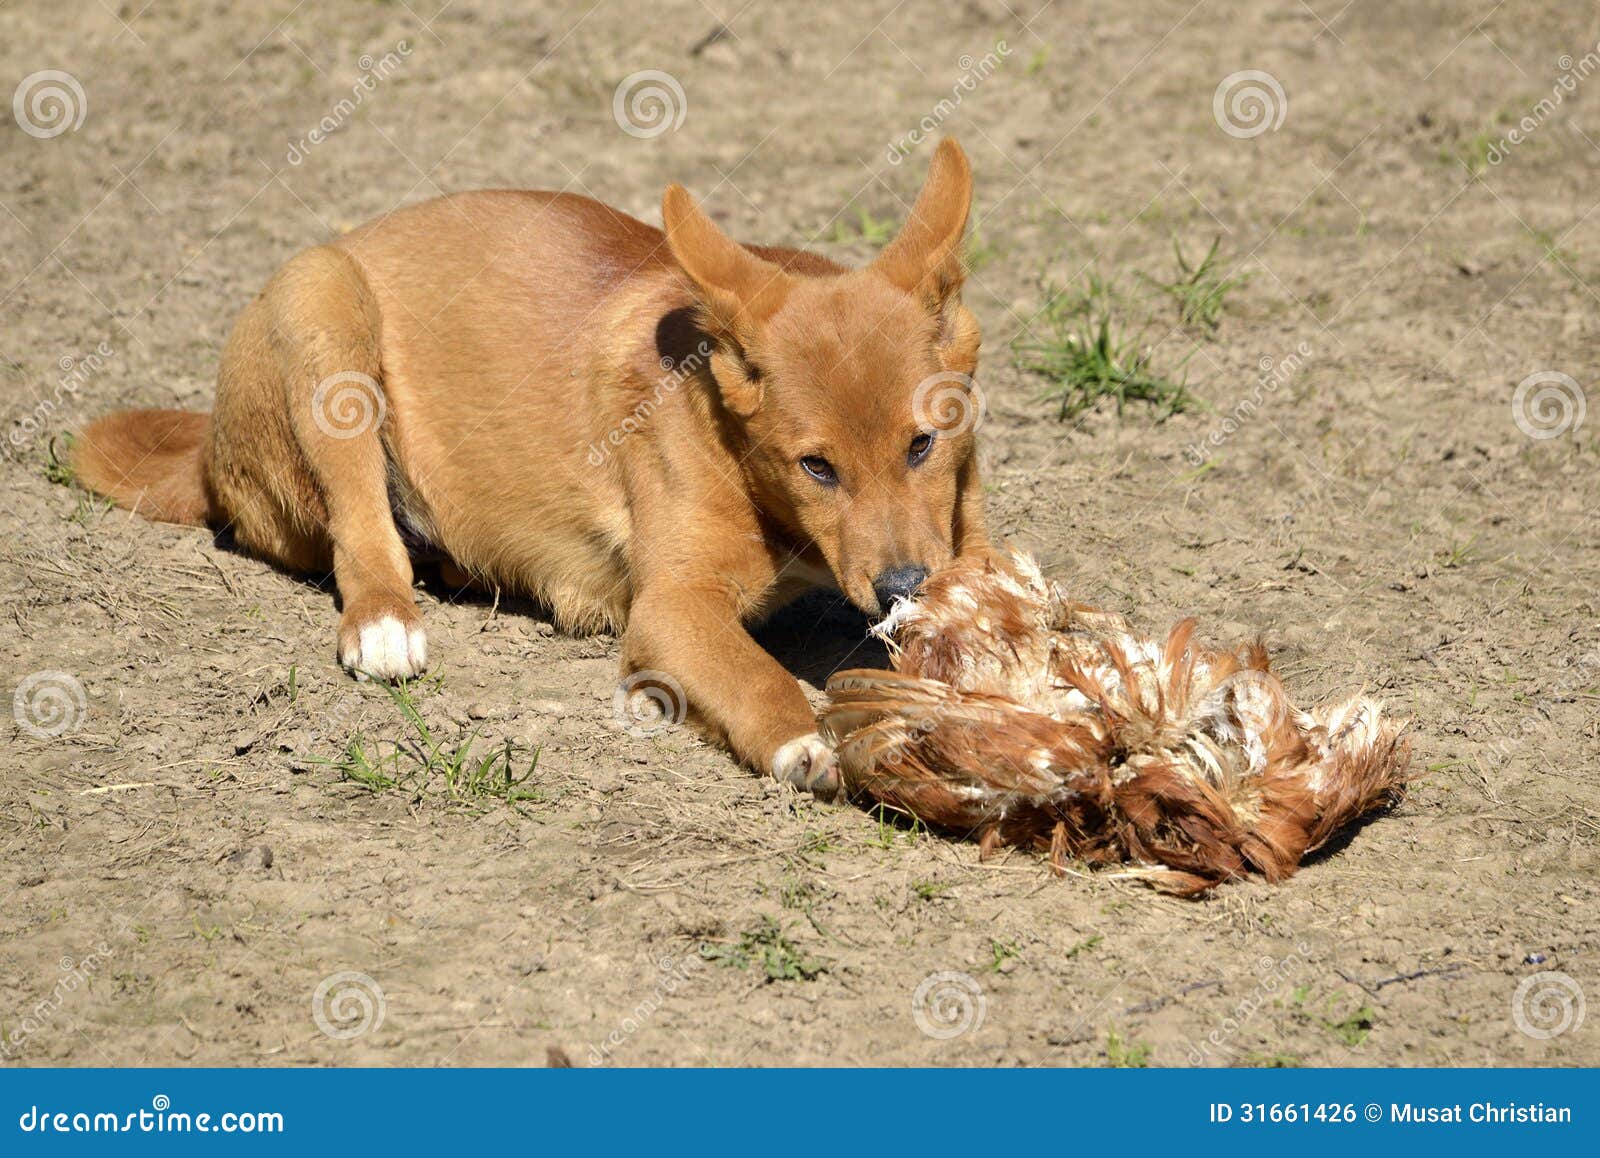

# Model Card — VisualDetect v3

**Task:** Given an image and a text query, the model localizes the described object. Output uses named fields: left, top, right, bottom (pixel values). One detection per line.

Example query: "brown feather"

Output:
left=822, top=550, right=1411, bottom=893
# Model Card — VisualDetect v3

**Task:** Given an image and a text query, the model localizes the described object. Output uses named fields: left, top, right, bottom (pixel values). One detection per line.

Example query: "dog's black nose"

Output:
left=872, top=564, right=929, bottom=609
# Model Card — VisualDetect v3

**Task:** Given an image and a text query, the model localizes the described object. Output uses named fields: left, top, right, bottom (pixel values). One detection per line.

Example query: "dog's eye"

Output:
left=907, top=433, right=935, bottom=466
left=799, top=456, right=837, bottom=485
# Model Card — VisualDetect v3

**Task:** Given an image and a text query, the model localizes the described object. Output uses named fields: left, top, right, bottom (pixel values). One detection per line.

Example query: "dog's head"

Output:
left=663, top=139, right=983, bottom=616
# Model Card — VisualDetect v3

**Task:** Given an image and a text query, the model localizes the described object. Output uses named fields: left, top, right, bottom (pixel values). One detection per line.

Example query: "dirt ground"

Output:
left=3, top=0, right=1598, bottom=1067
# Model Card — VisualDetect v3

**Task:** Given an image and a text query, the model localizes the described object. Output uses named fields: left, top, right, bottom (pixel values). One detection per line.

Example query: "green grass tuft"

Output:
left=43, top=434, right=76, bottom=486
left=314, top=676, right=544, bottom=814
left=987, top=937, right=1022, bottom=973
left=1145, top=235, right=1248, bottom=333
left=1106, top=1030, right=1152, bottom=1067
left=1015, top=275, right=1196, bottom=421
left=827, top=206, right=895, bottom=246
left=1323, top=1004, right=1376, bottom=1048
left=700, top=917, right=827, bottom=982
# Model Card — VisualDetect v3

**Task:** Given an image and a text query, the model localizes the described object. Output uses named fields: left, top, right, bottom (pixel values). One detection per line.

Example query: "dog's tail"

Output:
left=71, top=408, right=216, bottom=526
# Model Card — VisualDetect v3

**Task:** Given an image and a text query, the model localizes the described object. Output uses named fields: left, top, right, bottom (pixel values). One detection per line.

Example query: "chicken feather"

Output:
left=822, top=550, right=1411, bottom=893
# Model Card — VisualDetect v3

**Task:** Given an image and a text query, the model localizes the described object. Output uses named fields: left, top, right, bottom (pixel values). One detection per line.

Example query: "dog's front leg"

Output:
left=622, top=582, right=838, bottom=796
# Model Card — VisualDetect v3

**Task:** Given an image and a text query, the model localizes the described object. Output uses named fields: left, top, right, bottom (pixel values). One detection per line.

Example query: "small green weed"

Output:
left=828, top=206, right=895, bottom=246
left=1016, top=278, right=1196, bottom=420
left=314, top=677, right=544, bottom=813
left=1106, top=1030, right=1151, bottom=1067
left=1144, top=235, right=1248, bottom=332
left=700, top=917, right=827, bottom=982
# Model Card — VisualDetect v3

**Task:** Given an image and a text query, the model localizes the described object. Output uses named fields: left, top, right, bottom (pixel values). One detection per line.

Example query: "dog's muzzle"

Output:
left=871, top=564, right=929, bottom=611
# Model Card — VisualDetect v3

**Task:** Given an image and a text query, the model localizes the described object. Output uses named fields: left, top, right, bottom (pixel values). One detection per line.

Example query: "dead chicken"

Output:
left=821, top=550, right=1410, bottom=894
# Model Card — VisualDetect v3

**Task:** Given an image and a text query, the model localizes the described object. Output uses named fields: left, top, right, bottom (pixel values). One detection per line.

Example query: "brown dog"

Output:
left=73, top=138, right=989, bottom=794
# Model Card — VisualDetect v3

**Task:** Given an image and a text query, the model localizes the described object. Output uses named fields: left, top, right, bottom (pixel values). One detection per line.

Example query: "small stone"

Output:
left=225, top=845, right=274, bottom=870
left=466, top=702, right=492, bottom=720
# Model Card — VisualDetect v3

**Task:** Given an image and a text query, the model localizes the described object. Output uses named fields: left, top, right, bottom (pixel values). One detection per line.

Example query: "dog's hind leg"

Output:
left=257, top=245, right=426, bottom=680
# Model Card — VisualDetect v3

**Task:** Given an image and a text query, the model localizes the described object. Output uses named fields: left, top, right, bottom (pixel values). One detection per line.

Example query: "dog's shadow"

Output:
left=754, top=591, right=891, bottom=688
left=224, top=534, right=892, bottom=689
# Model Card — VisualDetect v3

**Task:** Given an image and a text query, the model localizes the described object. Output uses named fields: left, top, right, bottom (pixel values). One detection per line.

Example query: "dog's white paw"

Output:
left=339, top=615, right=428, bottom=681
left=771, top=732, right=842, bottom=799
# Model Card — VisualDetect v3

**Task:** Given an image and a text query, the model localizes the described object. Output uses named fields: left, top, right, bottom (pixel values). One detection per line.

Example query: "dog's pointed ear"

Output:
left=870, top=138, right=973, bottom=312
left=662, top=186, right=791, bottom=417
left=663, top=184, right=791, bottom=341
